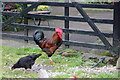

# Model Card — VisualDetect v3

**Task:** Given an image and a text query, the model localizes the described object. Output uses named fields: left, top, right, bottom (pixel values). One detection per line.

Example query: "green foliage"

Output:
left=15, top=4, right=22, bottom=12
left=2, top=16, right=7, bottom=21
left=27, top=5, right=50, bottom=11
left=37, top=5, right=50, bottom=11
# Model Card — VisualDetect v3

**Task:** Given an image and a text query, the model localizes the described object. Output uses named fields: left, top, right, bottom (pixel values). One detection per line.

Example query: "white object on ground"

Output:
left=38, top=69, right=49, bottom=78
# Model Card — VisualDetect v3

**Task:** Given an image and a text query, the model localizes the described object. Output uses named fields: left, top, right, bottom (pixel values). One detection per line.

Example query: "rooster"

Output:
left=11, top=54, right=41, bottom=70
left=33, top=28, right=63, bottom=64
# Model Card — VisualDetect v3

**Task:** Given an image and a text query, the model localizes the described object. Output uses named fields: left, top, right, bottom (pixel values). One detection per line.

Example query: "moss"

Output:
left=96, top=51, right=113, bottom=57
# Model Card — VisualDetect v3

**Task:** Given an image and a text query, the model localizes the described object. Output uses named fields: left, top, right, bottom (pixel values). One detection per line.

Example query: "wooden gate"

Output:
left=1, top=1, right=120, bottom=57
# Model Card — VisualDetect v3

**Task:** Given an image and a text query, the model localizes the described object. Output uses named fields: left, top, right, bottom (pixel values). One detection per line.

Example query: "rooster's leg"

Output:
left=23, top=69, right=26, bottom=73
left=49, top=57, right=55, bottom=64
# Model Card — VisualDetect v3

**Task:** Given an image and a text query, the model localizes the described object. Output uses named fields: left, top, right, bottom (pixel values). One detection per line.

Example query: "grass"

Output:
left=0, top=46, right=2, bottom=79
left=93, top=72, right=119, bottom=78
left=2, top=46, right=39, bottom=78
left=53, top=74, right=72, bottom=78
left=1, top=45, right=118, bottom=78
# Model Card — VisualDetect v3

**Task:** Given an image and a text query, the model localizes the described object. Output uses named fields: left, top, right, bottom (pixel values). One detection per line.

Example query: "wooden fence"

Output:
left=1, top=1, right=120, bottom=56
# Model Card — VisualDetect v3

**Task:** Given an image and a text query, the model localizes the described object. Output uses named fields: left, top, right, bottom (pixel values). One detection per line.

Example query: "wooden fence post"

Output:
left=113, top=2, right=120, bottom=57
left=0, top=2, right=2, bottom=23
left=23, top=4, right=28, bottom=42
left=64, top=0, right=69, bottom=48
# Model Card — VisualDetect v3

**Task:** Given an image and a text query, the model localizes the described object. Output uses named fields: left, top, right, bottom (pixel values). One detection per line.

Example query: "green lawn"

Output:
left=1, top=46, right=119, bottom=78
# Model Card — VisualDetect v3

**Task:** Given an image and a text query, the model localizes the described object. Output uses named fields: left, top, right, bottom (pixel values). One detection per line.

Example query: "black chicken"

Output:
left=11, top=54, right=41, bottom=70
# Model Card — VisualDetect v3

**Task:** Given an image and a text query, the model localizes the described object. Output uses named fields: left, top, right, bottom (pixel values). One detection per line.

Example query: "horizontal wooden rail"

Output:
left=2, top=12, right=113, bottom=24
left=1, top=33, right=33, bottom=41
left=64, top=40, right=108, bottom=50
left=2, top=2, right=114, bottom=9
left=1, top=33, right=109, bottom=50
left=2, top=23, right=112, bottom=38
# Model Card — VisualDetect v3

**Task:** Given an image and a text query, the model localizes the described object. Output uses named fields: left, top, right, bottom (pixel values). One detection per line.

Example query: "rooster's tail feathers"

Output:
left=33, top=30, right=44, bottom=45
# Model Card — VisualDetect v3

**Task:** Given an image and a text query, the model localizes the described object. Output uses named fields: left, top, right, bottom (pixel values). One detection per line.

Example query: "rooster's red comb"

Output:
left=55, top=28, right=63, bottom=34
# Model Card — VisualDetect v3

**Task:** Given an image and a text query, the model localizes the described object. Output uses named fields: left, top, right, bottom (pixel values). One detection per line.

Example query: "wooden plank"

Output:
left=113, top=2, right=120, bottom=56
left=2, top=12, right=113, bottom=24
left=71, top=1, right=114, bottom=54
left=23, top=4, right=29, bottom=42
left=2, top=2, right=114, bottom=9
left=78, top=3, right=113, bottom=9
left=1, top=33, right=33, bottom=41
left=1, top=33, right=108, bottom=50
left=5, top=23, right=113, bottom=38
left=64, top=0, right=69, bottom=48
left=0, top=2, right=2, bottom=23
left=63, top=40, right=109, bottom=50
left=26, top=14, right=114, bottom=24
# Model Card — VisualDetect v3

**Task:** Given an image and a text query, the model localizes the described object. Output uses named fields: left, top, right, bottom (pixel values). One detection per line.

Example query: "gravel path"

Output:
left=31, top=63, right=118, bottom=78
